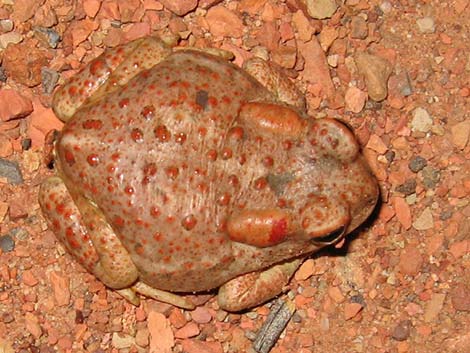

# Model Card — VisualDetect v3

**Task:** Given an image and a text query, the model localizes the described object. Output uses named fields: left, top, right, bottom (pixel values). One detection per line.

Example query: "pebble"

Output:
left=392, top=196, right=412, bottom=230
left=421, top=166, right=440, bottom=189
left=34, top=27, right=61, bottom=48
left=298, top=0, right=338, bottom=19
left=22, top=269, right=39, bottom=286
left=410, top=107, right=433, bottom=133
left=24, top=312, right=42, bottom=339
left=344, top=302, right=363, bottom=320
left=148, top=311, right=174, bottom=353
left=345, top=86, right=367, bottom=113
left=298, top=37, right=335, bottom=98
left=112, top=333, right=135, bottom=349
left=181, top=339, right=224, bottom=353
left=350, top=16, right=368, bottom=39
left=83, top=0, right=101, bottom=18
left=392, top=320, right=412, bottom=341
left=0, top=234, right=15, bottom=252
left=328, top=286, right=345, bottom=303
left=0, top=89, right=33, bottom=122
left=366, top=134, right=388, bottom=154
left=408, top=156, right=427, bottom=173
left=135, top=328, right=149, bottom=347
left=0, top=158, right=23, bottom=184
left=41, top=67, right=60, bottom=95
left=396, top=179, right=417, bottom=195
left=190, top=306, right=212, bottom=324
left=50, top=271, right=71, bottom=306
left=355, top=52, right=392, bottom=102
left=449, top=240, right=469, bottom=259
left=272, top=46, right=297, bottom=69
left=175, top=322, right=200, bottom=339
left=412, top=207, right=434, bottom=231
left=424, top=293, right=446, bottom=322
left=398, top=244, right=422, bottom=276
left=294, top=259, right=315, bottom=281
left=450, top=121, right=470, bottom=150
left=450, top=283, right=470, bottom=312
left=0, top=32, right=23, bottom=49
left=292, top=10, right=315, bottom=42
left=0, top=19, right=13, bottom=32
left=206, top=6, right=244, bottom=38
left=160, top=0, right=197, bottom=16
left=416, top=17, right=435, bottom=33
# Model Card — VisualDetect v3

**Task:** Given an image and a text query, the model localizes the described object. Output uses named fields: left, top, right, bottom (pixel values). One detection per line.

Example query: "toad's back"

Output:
left=56, top=51, right=286, bottom=291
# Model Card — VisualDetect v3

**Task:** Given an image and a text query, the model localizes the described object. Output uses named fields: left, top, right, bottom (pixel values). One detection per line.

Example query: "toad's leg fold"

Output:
left=243, top=57, right=306, bottom=111
left=217, top=259, right=302, bottom=312
left=53, top=36, right=172, bottom=121
left=39, top=176, right=139, bottom=289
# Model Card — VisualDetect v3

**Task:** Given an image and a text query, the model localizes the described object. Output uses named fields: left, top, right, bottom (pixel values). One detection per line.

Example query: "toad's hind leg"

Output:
left=39, top=177, right=139, bottom=290
left=39, top=177, right=195, bottom=309
left=217, top=259, right=302, bottom=312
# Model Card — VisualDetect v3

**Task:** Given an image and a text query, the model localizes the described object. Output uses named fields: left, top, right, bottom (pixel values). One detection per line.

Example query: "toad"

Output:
left=39, top=37, right=378, bottom=311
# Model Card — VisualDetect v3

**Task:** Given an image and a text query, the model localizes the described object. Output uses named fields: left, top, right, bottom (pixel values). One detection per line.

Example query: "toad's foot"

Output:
left=217, top=259, right=302, bottom=312
left=117, top=282, right=196, bottom=310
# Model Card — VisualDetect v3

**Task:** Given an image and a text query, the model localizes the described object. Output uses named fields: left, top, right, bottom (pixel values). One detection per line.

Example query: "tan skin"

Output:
left=39, top=37, right=378, bottom=312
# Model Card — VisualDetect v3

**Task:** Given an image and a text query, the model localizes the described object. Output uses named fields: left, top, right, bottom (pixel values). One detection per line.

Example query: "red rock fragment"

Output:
left=206, top=6, right=244, bottom=38
left=345, top=86, right=367, bottom=113
left=450, top=283, right=470, bottom=312
left=391, top=196, right=412, bottom=230
left=22, top=269, right=39, bottom=286
left=25, top=312, right=42, bottom=339
left=181, top=340, right=224, bottom=353
left=175, top=322, right=200, bottom=339
left=0, top=89, right=33, bottom=122
left=148, top=311, right=174, bottom=353
left=50, top=271, right=71, bottom=306
left=12, top=0, right=44, bottom=22
left=190, top=306, right=212, bottom=324
left=28, top=98, right=63, bottom=150
left=344, top=302, right=363, bottom=320
left=160, top=0, right=197, bottom=16
left=83, top=0, right=102, bottom=18
left=297, top=37, right=335, bottom=98
left=294, top=259, right=315, bottom=281
left=398, top=244, right=423, bottom=276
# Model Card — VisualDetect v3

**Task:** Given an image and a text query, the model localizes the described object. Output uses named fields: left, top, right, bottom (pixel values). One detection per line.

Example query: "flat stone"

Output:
left=416, top=17, right=436, bottom=33
left=160, top=0, right=197, bottom=16
left=450, top=121, right=470, bottom=150
left=0, top=158, right=23, bottom=184
left=0, top=89, right=33, bottom=122
left=411, top=107, right=433, bottom=133
left=355, top=52, right=392, bottom=102
left=412, top=207, right=434, bottom=230
left=297, top=0, right=338, bottom=19
left=424, top=293, right=446, bottom=322
left=345, top=86, right=367, bottom=113
left=398, top=244, right=422, bottom=276
left=206, top=6, right=244, bottom=38
left=148, top=311, right=174, bottom=353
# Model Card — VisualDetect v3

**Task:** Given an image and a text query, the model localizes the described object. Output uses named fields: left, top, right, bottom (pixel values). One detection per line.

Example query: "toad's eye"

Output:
left=310, top=225, right=346, bottom=245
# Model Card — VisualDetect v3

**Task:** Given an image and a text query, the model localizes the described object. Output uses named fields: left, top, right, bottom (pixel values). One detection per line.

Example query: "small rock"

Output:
left=181, top=339, right=224, bottom=353
left=272, top=46, right=297, bottom=69
left=0, top=89, right=33, bottom=122
left=34, top=27, right=61, bottom=48
left=450, top=283, right=470, bottom=312
left=83, top=0, right=102, bottom=18
left=355, top=52, right=392, bottom=102
left=112, top=333, right=135, bottom=349
left=392, top=320, right=412, bottom=341
left=416, top=17, right=435, bottom=33
left=328, top=286, right=345, bottom=304
left=256, top=21, right=281, bottom=51
left=135, top=328, right=149, bottom=347
left=319, top=26, right=338, bottom=51
left=411, top=107, right=433, bottom=133
left=50, top=271, right=71, bottom=306
left=0, top=234, right=15, bottom=252
left=297, top=0, right=338, bottom=19
left=292, top=10, right=316, bottom=42
left=392, top=196, right=412, bottom=230
left=0, top=19, right=14, bottom=32
left=238, top=0, right=268, bottom=15
left=148, top=311, right=175, bottom=353
left=450, top=121, right=470, bottom=150
left=12, top=0, right=43, bottom=22
left=295, top=259, right=315, bottom=281
left=449, top=240, right=470, bottom=259
left=398, top=244, right=422, bottom=276
left=421, top=166, right=440, bottom=189
left=424, top=293, right=446, bottom=322
left=350, top=16, right=368, bottom=39
left=199, top=0, right=224, bottom=9
left=408, top=156, right=427, bottom=173
left=396, top=179, right=417, bottom=195
left=412, top=207, right=434, bottom=231
left=21, top=138, right=32, bottom=151
left=41, top=68, right=60, bottom=95
left=0, top=158, right=24, bottom=184
left=298, top=37, right=335, bottom=98
left=25, top=312, right=42, bottom=339
left=206, top=6, right=244, bottom=38
left=160, top=0, right=197, bottom=16
left=190, top=306, right=212, bottom=324
left=22, top=269, right=39, bottom=286
left=345, top=86, right=367, bottom=113
left=344, top=302, right=363, bottom=320
left=0, top=32, right=23, bottom=49
left=175, top=322, right=200, bottom=339
left=366, top=134, right=388, bottom=154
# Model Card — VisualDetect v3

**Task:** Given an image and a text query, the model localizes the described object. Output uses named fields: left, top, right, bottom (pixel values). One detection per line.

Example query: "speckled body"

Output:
left=40, top=38, right=378, bottom=299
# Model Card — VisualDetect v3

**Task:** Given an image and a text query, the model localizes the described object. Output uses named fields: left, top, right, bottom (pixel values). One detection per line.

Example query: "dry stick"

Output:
left=253, top=298, right=296, bottom=353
